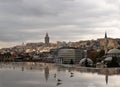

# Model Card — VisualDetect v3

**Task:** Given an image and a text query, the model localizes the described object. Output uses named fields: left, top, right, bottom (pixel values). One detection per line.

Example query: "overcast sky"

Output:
left=0, top=0, right=120, bottom=48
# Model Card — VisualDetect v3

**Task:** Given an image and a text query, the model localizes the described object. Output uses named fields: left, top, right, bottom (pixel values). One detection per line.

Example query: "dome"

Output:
left=107, top=48, right=120, bottom=54
left=79, top=58, right=93, bottom=67
left=104, top=57, right=112, bottom=61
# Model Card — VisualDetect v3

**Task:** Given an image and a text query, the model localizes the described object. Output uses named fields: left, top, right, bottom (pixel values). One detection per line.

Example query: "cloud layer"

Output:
left=0, top=0, right=120, bottom=48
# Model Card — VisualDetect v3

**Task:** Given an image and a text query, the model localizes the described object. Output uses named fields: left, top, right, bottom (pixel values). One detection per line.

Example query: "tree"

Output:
left=87, top=50, right=98, bottom=63
left=97, top=50, right=105, bottom=58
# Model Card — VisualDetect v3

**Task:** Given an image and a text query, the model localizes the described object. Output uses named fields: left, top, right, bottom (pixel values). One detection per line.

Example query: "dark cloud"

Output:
left=0, top=0, right=120, bottom=48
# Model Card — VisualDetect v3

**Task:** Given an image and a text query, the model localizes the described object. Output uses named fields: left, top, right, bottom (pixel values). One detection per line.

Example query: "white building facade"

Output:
left=58, top=48, right=84, bottom=64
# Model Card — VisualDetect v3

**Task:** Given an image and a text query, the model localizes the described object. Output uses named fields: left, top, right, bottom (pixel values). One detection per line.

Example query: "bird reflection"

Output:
left=21, top=66, right=24, bottom=72
left=56, top=79, right=62, bottom=86
left=68, top=68, right=71, bottom=72
left=56, top=82, right=62, bottom=86
left=44, top=66, right=49, bottom=82
left=70, top=74, right=74, bottom=78
left=54, top=73, right=56, bottom=78
left=30, top=67, right=33, bottom=70
left=13, top=66, right=15, bottom=70
left=105, top=69, right=109, bottom=84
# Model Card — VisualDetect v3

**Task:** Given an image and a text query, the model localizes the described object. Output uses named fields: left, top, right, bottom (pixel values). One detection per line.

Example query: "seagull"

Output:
left=57, top=79, right=62, bottom=82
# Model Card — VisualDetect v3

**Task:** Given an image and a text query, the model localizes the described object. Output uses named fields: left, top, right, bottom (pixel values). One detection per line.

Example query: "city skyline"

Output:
left=0, top=0, right=120, bottom=48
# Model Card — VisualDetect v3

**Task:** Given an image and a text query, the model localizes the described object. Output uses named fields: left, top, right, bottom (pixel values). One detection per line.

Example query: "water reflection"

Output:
left=0, top=62, right=120, bottom=87
left=54, top=73, right=56, bottom=78
left=21, top=66, right=24, bottom=72
left=105, top=69, right=109, bottom=85
left=44, top=66, right=49, bottom=82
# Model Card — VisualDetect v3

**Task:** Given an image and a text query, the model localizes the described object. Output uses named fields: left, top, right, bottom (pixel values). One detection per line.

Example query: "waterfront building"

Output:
left=103, top=33, right=120, bottom=66
left=97, top=32, right=120, bottom=67
left=57, top=47, right=84, bottom=64
left=104, top=48, right=120, bottom=66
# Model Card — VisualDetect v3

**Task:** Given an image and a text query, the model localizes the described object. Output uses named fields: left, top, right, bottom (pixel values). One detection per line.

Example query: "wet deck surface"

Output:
left=0, top=62, right=120, bottom=87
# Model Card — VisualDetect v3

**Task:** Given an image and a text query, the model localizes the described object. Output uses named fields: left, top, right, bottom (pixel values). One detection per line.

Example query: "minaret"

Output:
left=104, top=32, right=108, bottom=54
left=45, top=33, right=50, bottom=46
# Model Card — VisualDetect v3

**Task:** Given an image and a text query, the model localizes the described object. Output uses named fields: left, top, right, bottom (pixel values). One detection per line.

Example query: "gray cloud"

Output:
left=0, top=0, right=120, bottom=48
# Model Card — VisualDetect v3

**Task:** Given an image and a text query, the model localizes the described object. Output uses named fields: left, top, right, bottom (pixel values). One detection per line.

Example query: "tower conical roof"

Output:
left=105, top=32, right=107, bottom=38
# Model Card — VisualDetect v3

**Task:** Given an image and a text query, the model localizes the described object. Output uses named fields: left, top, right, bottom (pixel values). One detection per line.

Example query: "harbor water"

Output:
left=0, top=62, right=120, bottom=87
